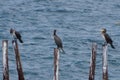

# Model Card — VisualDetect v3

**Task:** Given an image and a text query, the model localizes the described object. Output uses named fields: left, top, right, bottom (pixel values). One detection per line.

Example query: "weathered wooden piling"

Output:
left=53, top=48, right=59, bottom=80
left=89, top=43, right=97, bottom=80
left=2, top=40, right=9, bottom=80
left=102, top=44, right=108, bottom=80
left=12, top=40, right=25, bottom=80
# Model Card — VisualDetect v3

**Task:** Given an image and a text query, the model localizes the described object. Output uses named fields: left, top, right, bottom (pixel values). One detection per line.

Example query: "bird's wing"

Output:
left=54, top=35, right=63, bottom=48
left=15, top=31, right=21, bottom=38
left=104, top=33, right=113, bottom=43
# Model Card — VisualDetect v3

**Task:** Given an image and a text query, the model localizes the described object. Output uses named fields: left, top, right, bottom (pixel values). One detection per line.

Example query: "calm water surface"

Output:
left=0, top=0, right=120, bottom=80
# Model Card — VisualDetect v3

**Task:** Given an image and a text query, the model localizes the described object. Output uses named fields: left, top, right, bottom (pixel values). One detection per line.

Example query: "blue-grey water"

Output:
left=0, top=0, right=120, bottom=80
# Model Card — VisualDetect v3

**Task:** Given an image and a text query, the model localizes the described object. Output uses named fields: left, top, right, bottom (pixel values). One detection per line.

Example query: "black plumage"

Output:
left=53, top=30, right=65, bottom=53
left=101, top=28, right=115, bottom=49
left=10, top=28, right=23, bottom=43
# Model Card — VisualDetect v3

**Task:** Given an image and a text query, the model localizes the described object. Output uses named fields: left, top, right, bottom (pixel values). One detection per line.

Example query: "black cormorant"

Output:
left=10, top=28, right=23, bottom=43
left=101, top=28, right=115, bottom=49
left=53, top=30, right=65, bottom=53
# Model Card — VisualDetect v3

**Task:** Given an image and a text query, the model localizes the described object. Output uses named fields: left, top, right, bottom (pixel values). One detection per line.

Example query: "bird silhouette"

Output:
left=101, top=28, right=115, bottom=49
left=53, top=30, right=65, bottom=53
left=10, top=28, right=23, bottom=43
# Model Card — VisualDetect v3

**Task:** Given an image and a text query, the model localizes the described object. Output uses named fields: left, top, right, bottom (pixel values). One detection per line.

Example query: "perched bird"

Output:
left=101, top=28, right=115, bottom=49
left=10, top=28, right=23, bottom=43
left=53, top=30, right=65, bottom=53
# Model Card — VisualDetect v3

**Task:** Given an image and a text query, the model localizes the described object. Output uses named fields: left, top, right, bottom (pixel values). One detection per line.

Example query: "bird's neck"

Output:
left=54, top=32, right=56, bottom=35
left=101, top=32, right=106, bottom=34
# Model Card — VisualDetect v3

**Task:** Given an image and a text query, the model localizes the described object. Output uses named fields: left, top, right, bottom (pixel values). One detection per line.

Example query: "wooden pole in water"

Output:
left=89, top=43, right=97, bottom=80
left=12, top=40, right=25, bottom=80
left=2, top=40, right=9, bottom=80
left=53, top=48, right=59, bottom=80
left=102, top=44, right=108, bottom=80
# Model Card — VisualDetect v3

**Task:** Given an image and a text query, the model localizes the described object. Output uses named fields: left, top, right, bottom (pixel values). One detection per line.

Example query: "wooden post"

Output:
left=102, top=44, right=108, bottom=80
left=89, top=43, right=97, bottom=80
left=53, top=48, right=59, bottom=80
left=2, top=40, right=9, bottom=80
left=12, top=40, right=25, bottom=80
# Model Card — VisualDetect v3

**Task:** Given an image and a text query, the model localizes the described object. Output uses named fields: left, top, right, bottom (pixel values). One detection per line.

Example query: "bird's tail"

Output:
left=61, top=48, right=65, bottom=54
left=110, top=43, right=115, bottom=49
left=19, top=38, right=23, bottom=43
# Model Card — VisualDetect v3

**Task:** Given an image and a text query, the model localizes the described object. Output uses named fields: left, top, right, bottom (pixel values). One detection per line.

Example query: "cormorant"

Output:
left=10, top=28, right=23, bottom=43
left=101, top=28, right=115, bottom=49
left=53, top=30, right=65, bottom=53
